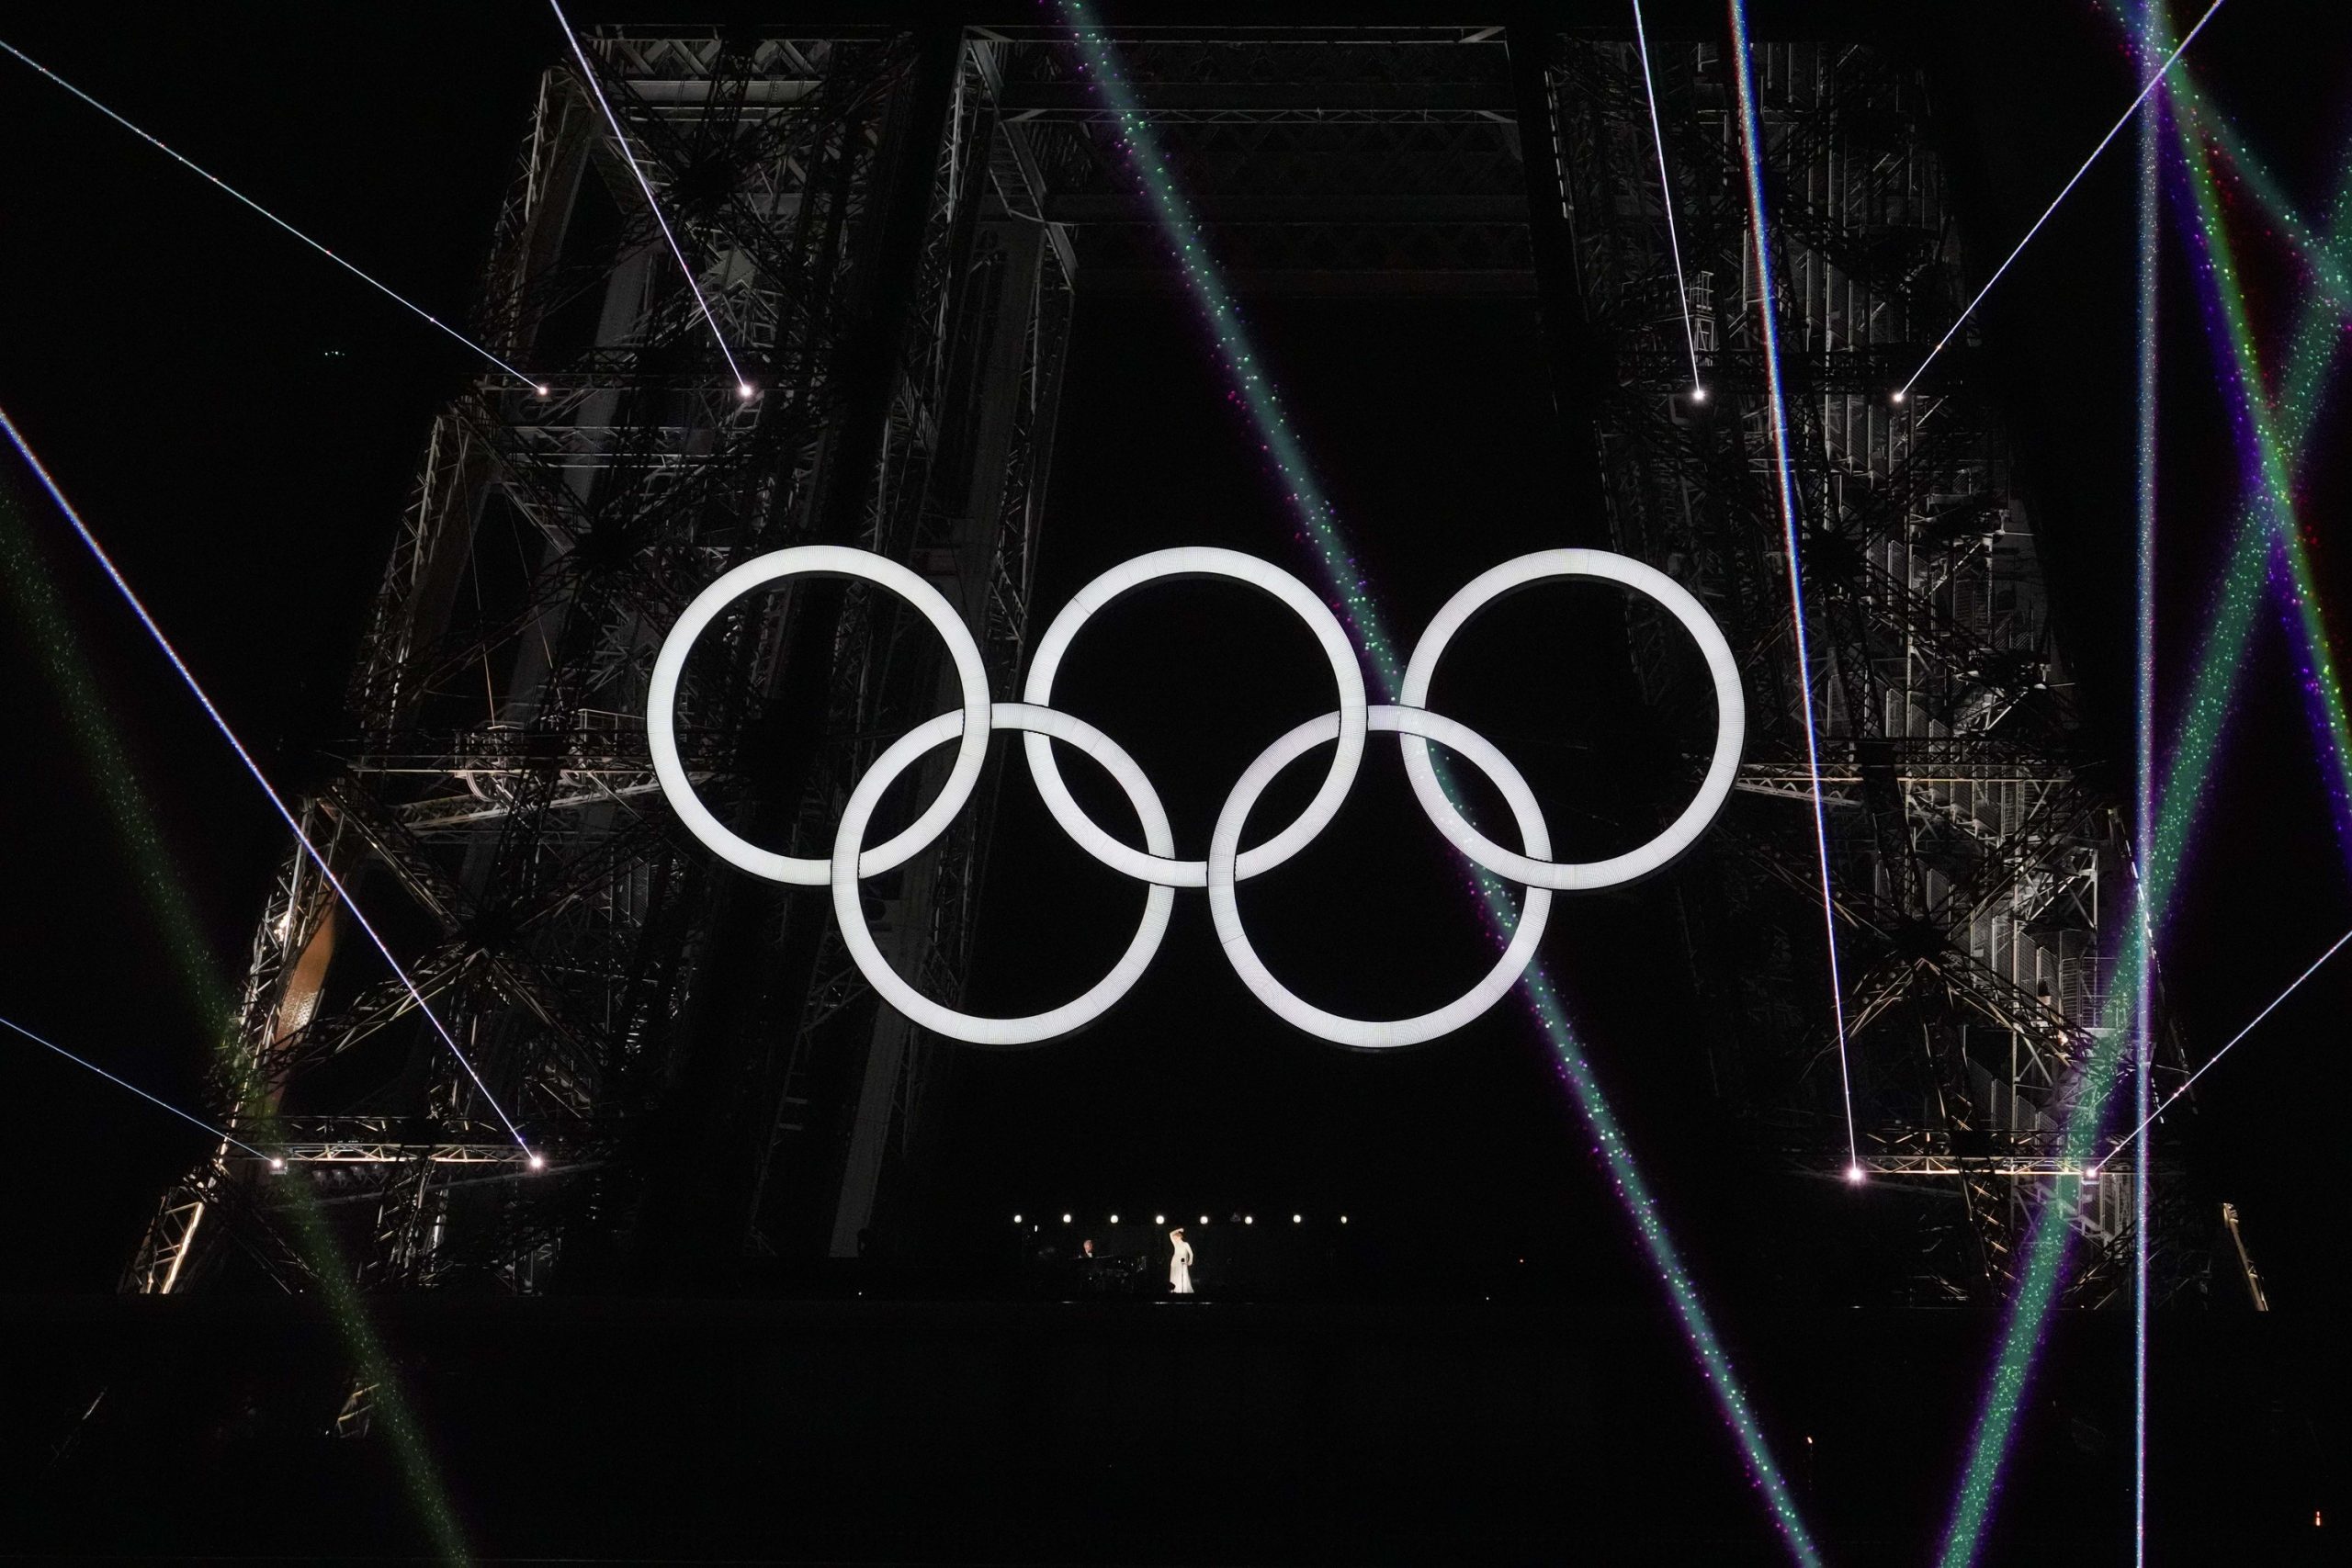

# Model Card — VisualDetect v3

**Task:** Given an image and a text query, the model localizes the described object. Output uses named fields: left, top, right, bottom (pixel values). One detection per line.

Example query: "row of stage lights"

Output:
left=1016, top=1213, right=1347, bottom=1226
left=1673, top=384, right=1928, bottom=408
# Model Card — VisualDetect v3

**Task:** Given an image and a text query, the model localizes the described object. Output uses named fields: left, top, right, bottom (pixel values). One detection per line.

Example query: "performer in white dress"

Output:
left=1169, top=1227, right=1194, bottom=1294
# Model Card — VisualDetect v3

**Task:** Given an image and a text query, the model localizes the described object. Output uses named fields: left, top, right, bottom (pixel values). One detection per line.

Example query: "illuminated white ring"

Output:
left=646, top=546, right=990, bottom=886
left=1022, top=547, right=1368, bottom=888
left=1397, top=548, right=1744, bottom=890
left=1206, top=705, right=1554, bottom=1051
left=833, top=703, right=1176, bottom=1047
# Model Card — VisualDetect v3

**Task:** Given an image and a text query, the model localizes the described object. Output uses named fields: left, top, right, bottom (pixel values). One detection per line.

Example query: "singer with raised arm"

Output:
left=1168, top=1226, right=1194, bottom=1295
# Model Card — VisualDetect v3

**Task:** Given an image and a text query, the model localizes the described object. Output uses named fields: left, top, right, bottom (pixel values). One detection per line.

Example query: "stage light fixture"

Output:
left=269, top=1157, right=287, bottom=1172
left=1109, top=1214, right=1119, bottom=1224
left=1340, top=1215, right=1348, bottom=1224
left=1062, top=1213, right=1072, bottom=1224
left=1293, top=1214, right=1302, bottom=1224
left=1845, top=1164, right=1865, bottom=1185
left=527, top=1153, right=548, bottom=1171
left=1891, top=389, right=1907, bottom=405
left=1245, top=1215, right=1253, bottom=1224
left=1199, top=1215, right=1209, bottom=1224
left=738, top=382, right=755, bottom=400
left=1012, top=1214, right=1022, bottom=1224
left=535, top=384, right=551, bottom=397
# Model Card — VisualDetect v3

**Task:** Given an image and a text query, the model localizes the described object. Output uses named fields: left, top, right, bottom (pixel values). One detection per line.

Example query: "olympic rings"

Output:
left=647, top=546, right=992, bottom=886
left=648, top=545, right=1745, bottom=1048
left=1398, top=549, right=1746, bottom=891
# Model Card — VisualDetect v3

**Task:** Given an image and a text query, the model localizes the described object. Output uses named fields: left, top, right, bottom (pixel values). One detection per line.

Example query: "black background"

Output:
left=0, top=1, right=2346, bottom=1540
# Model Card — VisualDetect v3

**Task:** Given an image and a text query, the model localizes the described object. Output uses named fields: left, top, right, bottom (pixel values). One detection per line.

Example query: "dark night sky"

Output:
left=2, top=1, right=2348, bottom=1334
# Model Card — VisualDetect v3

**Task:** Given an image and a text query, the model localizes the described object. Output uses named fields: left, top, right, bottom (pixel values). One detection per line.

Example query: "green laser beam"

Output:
left=0, top=469, right=472, bottom=1564
left=1936, top=66, right=2352, bottom=1568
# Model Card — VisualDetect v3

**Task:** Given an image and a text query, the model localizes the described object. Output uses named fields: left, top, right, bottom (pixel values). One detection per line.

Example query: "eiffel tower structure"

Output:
left=124, top=7, right=2188, bottom=1314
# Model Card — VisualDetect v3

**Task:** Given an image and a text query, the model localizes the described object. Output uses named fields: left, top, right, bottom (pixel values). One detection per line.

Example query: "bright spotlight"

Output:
left=1109, top=1214, right=1119, bottom=1224
left=1012, top=1213, right=1022, bottom=1224
left=268, top=1156, right=287, bottom=1172
left=1199, top=1215, right=1209, bottom=1224
left=1890, top=389, right=1907, bottom=405
left=1690, top=386, right=1709, bottom=402
left=1245, top=1215, right=1254, bottom=1224
left=1154, top=1214, right=1166, bottom=1225
left=1340, top=1215, right=1349, bottom=1224
left=534, top=384, right=552, bottom=398
left=527, top=1153, right=548, bottom=1171
left=1061, top=1213, right=1072, bottom=1224
left=738, top=382, right=756, bottom=400
left=1844, top=1163, right=1865, bottom=1185
left=1293, top=1214, right=1302, bottom=1224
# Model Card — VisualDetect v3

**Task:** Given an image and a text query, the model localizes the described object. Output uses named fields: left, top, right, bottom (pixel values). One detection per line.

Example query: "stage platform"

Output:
left=0, top=1293, right=2335, bottom=1562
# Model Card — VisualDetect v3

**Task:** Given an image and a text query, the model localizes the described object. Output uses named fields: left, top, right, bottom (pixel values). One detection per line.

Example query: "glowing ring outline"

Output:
left=1022, top=547, right=1369, bottom=888
left=831, top=703, right=1176, bottom=1047
left=1205, top=705, right=1554, bottom=1051
left=646, top=546, right=991, bottom=886
left=1397, top=549, right=1745, bottom=891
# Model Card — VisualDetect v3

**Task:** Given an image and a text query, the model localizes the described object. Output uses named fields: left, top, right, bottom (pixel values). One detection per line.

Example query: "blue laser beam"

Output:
left=1631, top=0, right=1705, bottom=399
left=548, top=0, right=754, bottom=398
left=1725, top=0, right=1860, bottom=1175
left=0, top=35, right=542, bottom=393
left=1894, top=0, right=2228, bottom=400
left=0, top=405, right=535, bottom=1160
left=1, top=1009, right=278, bottom=1165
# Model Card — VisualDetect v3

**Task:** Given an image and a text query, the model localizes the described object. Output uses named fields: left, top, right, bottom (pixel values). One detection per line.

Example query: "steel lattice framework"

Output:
left=130, top=23, right=1074, bottom=1296
left=1536, top=31, right=2195, bottom=1304
left=128, top=12, right=2190, bottom=1315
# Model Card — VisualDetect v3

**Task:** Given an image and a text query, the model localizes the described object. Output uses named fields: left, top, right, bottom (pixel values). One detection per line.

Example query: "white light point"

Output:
left=1845, top=1164, right=1866, bottom=1185
left=1690, top=386, right=1709, bottom=403
left=269, top=1157, right=287, bottom=1172
left=1109, top=1214, right=1119, bottom=1224
left=1293, top=1214, right=1303, bottom=1224
left=1012, top=1213, right=1022, bottom=1224
left=737, top=382, right=756, bottom=400
left=527, top=1153, right=548, bottom=1172
left=1891, top=389, right=1907, bottom=405
left=1155, top=1214, right=1166, bottom=1225
left=534, top=384, right=552, bottom=398
left=1062, top=1213, right=1072, bottom=1224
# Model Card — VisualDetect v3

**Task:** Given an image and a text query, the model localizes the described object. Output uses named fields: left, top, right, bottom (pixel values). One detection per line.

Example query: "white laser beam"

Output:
left=1894, top=0, right=2228, bottom=399
left=0, top=36, right=540, bottom=389
left=0, top=406, right=536, bottom=1159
